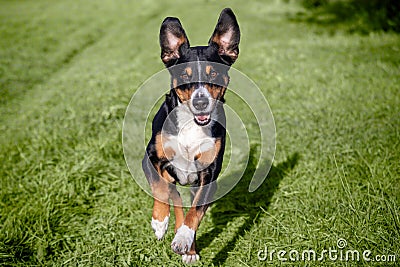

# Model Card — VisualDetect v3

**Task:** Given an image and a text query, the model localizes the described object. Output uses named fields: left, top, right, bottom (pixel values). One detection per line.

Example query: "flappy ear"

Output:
left=159, top=17, right=190, bottom=67
left=209, top=8, right=240, bottom=65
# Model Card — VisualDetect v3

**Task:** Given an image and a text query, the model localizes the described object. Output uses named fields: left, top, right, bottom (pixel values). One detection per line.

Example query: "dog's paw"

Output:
left=151, top=215, right=169, bottom=240
left=171, top=225, right=195, bottom=255
left=182, top=254, right=200, bottom=264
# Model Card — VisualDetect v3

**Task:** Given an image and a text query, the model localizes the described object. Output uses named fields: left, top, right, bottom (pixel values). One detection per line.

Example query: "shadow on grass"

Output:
left=197, top=146, right=299, bottom=265
left=290, top=0, right=400, bottom=33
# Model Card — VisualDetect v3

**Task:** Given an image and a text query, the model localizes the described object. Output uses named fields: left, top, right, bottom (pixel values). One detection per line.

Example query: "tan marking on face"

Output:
left=155, top=133, right=175, bottom=160
left=175, top=87, right=195, bottom=102
left=204, top=84, right=225, bottom=100
left=220, top=87, right=226, bottom=98
left=223, top=75, right=229, bottom=85
left=195, top=139, right=221, bottom=166
left=173, top=78, right=178, bottom=88
left=205, top=65, right=212, bottom=75
left=184, top=67, right=192, bottom=77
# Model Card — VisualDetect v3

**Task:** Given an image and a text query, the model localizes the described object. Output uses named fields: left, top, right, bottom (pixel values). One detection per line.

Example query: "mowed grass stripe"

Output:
left=0, top=1, right=165, bottom=265
left=0, top=1, right=111, bottom=106
left=0, top=0, right=164, bottom=140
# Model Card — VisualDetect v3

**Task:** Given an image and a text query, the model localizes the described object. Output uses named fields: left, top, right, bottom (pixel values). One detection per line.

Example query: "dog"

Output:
left=142, top=8, right=240, bottom=263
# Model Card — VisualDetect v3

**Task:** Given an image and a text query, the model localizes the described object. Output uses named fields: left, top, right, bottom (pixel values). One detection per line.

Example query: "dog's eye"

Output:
left=181, top=73, right=189, bottom=80
left=210, top=71, right=217, bottom=78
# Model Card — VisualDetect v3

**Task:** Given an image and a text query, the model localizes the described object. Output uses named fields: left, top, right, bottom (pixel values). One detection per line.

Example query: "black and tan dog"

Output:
left=142, top=8, right=240, bottom=263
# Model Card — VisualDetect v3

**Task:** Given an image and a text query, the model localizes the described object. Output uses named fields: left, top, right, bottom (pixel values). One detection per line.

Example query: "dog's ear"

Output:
left=209, top=8, right=240, bottom=65
left=159, top=17, right=190, bottom=67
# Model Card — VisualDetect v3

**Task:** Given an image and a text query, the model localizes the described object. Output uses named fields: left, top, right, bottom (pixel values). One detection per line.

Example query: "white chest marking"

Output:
left=162, top=105, right=215, bottom=185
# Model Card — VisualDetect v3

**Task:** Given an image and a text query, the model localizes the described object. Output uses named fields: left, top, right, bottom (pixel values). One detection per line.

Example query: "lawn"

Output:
left=1, top=0, right=399, bottom=266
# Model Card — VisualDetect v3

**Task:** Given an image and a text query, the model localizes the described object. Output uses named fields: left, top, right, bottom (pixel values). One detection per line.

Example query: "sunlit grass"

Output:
left=1, top=0, right=399, bottom=266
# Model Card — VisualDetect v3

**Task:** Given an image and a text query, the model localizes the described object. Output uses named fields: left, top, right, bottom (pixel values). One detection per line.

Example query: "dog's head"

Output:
left=159, top=8, right=240, bottom=126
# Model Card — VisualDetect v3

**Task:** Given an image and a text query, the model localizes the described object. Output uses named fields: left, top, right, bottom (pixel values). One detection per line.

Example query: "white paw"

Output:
left=171, top=224, right=195, bottom=255
left=151, top=215, right=169, bottom=240
left=182, top=254, right=200, bottom=264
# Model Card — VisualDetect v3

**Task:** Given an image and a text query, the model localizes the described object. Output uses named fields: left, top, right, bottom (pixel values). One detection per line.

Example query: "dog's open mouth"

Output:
left=194, top=113, right=211, bottom=126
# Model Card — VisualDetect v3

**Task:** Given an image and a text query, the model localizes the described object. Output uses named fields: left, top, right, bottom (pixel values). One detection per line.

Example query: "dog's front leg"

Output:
left=150, top=168, right=186, bottom=241
left=169, top=183, right=184, bottom=232
left=149, top=172, right=171, bottom=240
left=143, top=153, right=172, bottom=240
left=171, top=172, right=216, bottom=263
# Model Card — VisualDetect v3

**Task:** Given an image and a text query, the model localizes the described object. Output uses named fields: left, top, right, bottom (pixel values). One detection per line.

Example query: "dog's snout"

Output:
left=192, top=96, right=209, bottom=111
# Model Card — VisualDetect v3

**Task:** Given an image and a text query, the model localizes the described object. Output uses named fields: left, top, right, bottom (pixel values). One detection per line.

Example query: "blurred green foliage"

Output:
left=301, top=0, right=400, bottom=32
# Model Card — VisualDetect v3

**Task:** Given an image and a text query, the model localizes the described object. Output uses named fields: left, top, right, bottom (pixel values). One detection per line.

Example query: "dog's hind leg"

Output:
left=169, top=184, right=184, bottom=232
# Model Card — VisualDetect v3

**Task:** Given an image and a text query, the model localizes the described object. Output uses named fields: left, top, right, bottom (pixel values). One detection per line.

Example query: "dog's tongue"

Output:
left=196, top=115, right=209, bottom=121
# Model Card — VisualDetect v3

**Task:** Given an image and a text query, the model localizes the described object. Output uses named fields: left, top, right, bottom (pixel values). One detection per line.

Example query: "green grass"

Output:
left=1, top=0, right=399, bottom=266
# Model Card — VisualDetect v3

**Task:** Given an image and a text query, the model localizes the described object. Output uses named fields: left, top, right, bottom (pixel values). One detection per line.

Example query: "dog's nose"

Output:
left=192, top=97, right=209, bottom=111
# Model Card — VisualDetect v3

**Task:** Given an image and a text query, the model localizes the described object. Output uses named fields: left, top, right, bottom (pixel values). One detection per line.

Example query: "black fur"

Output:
left=141, top=8, right=240, bottom=261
